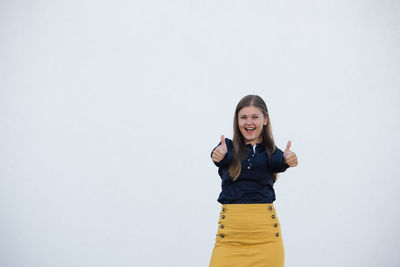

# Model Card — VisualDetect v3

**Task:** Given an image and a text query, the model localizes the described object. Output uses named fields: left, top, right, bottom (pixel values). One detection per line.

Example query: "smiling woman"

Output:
left=208, top=94, right=298, bottom=267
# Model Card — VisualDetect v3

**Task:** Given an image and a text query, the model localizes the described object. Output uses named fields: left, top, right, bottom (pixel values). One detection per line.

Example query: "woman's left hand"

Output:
left=284, top=140, right=298, bottom=167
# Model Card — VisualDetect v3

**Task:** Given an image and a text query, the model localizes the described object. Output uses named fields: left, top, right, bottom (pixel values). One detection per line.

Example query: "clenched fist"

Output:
left=211, top=135, right=228, bottom=163
left=283, top=140, right=298, bottom=167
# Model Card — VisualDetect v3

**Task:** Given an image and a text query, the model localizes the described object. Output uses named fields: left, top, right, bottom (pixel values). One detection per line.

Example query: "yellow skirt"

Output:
left=209, top=203, right=285, bottom=267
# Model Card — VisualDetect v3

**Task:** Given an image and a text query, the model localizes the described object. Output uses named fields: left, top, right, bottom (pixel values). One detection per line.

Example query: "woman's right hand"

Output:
left=211, top=135, right=228, bottom=163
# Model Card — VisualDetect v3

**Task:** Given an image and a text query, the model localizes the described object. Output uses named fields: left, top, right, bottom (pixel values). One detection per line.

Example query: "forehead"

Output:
left=238, top=106, right=263, bottom=116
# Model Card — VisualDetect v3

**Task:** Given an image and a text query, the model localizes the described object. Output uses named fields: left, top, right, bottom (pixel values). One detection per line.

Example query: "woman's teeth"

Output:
left=245, top=128, right=255, bottom=134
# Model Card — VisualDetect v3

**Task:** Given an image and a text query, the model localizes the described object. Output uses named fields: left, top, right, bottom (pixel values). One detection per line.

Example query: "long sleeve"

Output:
left=210, top=138, right=233, bottom=168
left=269, top=145, right=290, bottom=173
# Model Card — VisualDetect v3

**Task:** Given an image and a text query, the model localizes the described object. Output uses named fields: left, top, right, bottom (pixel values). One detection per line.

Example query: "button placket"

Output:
left=247, top=152, right=255, bottom=169
left=271, top=214, right=279, bottom=238
left=266, top=207, right=280, bottom=238
left=219, top=206, right=227, bottom=238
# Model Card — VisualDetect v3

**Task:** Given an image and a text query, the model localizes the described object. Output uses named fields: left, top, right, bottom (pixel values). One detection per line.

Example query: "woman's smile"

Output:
left=245, top=127, right=255, bottom=134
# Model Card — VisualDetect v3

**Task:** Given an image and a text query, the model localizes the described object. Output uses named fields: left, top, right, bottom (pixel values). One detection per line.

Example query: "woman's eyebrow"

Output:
left=240, top=114, right=259, bottom=116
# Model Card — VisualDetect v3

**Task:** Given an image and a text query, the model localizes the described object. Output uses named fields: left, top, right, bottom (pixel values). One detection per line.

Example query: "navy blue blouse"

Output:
left=211, top=138, right=290, bottom=204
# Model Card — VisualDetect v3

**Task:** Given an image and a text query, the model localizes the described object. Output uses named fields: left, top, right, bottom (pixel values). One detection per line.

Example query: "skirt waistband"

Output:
left=221, top=203, right=275, bottom=213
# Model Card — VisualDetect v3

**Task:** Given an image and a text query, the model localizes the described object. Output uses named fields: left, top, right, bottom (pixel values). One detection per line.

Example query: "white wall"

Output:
left=1, top=1, right=399, bottom=266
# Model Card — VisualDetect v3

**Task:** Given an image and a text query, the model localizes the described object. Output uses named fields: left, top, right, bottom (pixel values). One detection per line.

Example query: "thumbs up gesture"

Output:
left=212, top=135, right=228, bottom=163
left=283, top=140, right=298, bottom=167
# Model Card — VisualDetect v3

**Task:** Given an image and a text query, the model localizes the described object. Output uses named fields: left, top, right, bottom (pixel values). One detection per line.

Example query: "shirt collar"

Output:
left=245, top=142, right=263, bottom=153
left=245, top=142, right=262, bottom=146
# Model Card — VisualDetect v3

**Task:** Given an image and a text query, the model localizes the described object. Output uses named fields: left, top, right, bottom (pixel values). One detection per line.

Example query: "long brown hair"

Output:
left=228, top=95, right=278, bottom=182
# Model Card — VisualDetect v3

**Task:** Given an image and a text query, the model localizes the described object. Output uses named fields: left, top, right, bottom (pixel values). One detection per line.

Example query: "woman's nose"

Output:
left=245, top=118, right=254, bottom=124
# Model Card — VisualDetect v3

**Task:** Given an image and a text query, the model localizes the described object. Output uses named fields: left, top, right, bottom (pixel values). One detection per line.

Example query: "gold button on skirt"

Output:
left=209, top=203, right=284, bottom=267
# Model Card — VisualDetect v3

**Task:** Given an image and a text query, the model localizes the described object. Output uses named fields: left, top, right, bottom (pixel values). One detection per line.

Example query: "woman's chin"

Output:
left=244, top=136, right=257, bottom=143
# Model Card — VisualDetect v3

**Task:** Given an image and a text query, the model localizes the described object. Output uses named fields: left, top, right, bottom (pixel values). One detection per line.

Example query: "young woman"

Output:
left=208, top=95, right=298, bottom=267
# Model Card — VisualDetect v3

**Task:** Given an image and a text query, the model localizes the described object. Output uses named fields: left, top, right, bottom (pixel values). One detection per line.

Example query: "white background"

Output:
left=1, top=1, right=399, bottom=266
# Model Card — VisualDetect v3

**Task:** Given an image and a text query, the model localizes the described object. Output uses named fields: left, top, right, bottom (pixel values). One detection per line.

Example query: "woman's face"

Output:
left=238, top=106, right=267, bottom=145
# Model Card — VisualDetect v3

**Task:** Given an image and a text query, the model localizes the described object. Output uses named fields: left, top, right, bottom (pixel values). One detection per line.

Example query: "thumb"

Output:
left=284, top=140, right=291, bottom=154
left=221, top=135, right=227, bottom=150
